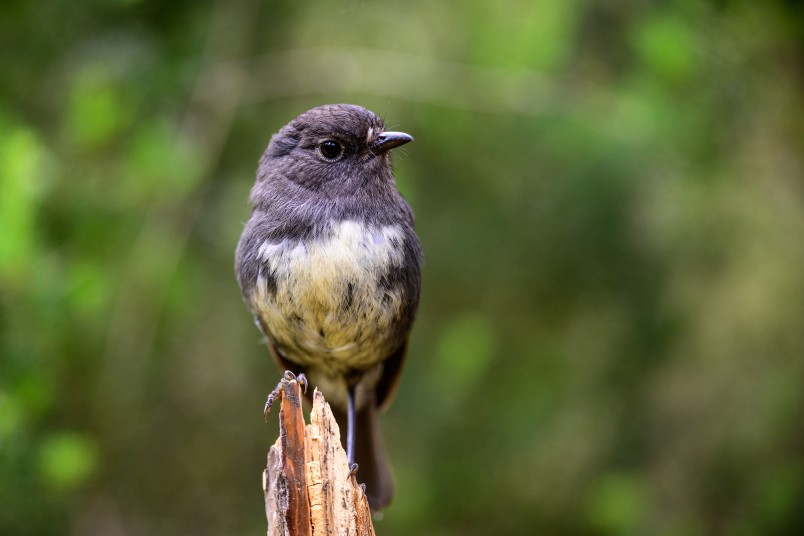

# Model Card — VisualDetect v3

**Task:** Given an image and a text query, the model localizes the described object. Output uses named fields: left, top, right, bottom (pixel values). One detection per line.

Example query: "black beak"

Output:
left=370, top=131, right=414, bottom=153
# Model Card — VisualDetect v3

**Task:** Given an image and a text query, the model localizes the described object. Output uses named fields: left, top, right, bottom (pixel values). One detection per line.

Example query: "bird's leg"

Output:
left=263, top=370, right=307, bottom=421
left=346, top=383, right=356, bottom=466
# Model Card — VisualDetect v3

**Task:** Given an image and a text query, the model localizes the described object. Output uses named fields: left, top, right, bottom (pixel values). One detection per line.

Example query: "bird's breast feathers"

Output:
left=250, top=219, right=409, bottom=370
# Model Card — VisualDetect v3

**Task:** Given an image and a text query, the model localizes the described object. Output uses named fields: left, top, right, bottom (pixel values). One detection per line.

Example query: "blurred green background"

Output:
left=2, top=0, right=803, bottom=534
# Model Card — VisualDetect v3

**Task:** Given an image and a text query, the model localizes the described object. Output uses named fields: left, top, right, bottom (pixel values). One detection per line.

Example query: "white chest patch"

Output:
left=251, top=220, right=406, bottom=371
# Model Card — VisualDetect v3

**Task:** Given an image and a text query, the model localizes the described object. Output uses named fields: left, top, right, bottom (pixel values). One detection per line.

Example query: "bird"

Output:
left=235, top=104, right=422, bottom=510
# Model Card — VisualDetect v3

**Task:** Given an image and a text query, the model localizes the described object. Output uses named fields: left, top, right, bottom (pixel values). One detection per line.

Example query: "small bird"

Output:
left=235, top=104, right=422, bottom=510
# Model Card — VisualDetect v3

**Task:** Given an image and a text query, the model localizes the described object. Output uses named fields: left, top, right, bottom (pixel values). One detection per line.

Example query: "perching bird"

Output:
left=235, top=104, right=422, bottom=510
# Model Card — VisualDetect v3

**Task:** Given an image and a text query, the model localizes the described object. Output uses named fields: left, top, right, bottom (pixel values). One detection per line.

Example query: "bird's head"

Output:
left=258, top=104, right=414, bottom=194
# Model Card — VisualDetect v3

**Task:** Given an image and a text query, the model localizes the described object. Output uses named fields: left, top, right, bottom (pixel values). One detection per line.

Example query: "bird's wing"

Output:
left=375, top=340, right=408, bottom=412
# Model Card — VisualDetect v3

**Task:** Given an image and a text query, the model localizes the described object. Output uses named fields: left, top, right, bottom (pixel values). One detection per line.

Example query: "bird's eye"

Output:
left=319, top=140, right=343, bottom=159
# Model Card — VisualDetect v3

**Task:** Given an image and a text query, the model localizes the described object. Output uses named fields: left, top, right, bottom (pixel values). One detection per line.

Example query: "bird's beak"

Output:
left=370, top=131, right=414, bottom=153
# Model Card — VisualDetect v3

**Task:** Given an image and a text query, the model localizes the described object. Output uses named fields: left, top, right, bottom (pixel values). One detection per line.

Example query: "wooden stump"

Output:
left=263, top=379, right=375, bottom=536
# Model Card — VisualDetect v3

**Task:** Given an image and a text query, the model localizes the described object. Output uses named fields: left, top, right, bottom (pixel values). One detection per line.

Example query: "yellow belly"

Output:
left=251, top=220, right=405, bottom=372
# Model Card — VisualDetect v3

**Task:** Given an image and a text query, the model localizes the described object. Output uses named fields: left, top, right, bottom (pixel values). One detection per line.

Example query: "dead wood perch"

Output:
left=263, top=378, right=376, bottom=536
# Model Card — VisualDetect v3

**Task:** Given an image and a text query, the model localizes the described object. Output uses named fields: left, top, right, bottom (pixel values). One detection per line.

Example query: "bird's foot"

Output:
left=349, top=463, right=359, bottom=476
left=263, top=370, right=308, bottom=421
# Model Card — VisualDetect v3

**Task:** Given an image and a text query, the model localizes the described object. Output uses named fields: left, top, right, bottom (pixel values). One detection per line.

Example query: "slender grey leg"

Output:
left=347, top=383, right=356, bottom=465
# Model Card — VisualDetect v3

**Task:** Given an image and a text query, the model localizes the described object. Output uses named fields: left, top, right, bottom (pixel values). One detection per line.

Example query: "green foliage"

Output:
left=38, top=433, right=98, bottom=492
left=1, top=0, right=803, bottom=534
left=0, top=119, right=51, bottom=281
left=633, top=14, right=697, bottom=84
left=585, top=473, right=645, bottom=534
left=434, top=313, right=494, bottom=396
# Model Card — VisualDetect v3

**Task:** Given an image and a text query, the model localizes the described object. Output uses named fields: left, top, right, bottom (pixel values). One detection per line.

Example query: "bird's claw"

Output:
left=297, top=372, right=308, bottom=395
left=349, top=463, right=359, bottom=476
left=263, top=370, right=308, bottom=421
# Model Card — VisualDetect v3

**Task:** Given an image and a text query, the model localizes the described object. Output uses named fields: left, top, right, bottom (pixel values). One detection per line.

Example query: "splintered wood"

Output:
left=263, top=380, right=375, bottom=536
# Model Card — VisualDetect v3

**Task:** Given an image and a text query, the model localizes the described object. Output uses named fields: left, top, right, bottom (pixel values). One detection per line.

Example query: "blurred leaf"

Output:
left=633, top=14, right=697, bottom=84
left=67, top=64, right=130, bottom=149
left=585, top=473, right=645, bottom=534
left=753, top=463, right=804, bottom=534
left=0, top=119, right=50, bottom=281
left=38, top=433, right=97, bottom=492
left=464, top=0, right=580, bottom=70
left=0, top=391, right=24, bottom=441
left=121, top=121, right=205, bottom=203
left=65, top=259, right=110, bottom=317
left=433, top=312, right=495, bottom=400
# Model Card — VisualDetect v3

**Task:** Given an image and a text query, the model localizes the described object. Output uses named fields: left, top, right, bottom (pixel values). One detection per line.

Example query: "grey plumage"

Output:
left=235, top=104, right=422, bottom=510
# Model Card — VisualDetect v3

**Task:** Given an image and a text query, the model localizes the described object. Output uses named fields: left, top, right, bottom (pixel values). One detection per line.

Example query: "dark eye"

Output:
left=319, top=140, right=343, bottom=159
